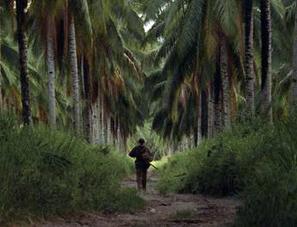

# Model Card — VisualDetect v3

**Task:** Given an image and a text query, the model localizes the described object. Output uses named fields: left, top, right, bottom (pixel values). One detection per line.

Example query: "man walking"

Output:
left=129, top=139, right=153, bottom=191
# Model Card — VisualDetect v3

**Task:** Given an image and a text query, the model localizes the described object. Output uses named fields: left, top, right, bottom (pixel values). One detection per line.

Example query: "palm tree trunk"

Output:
left=119, top=133, right=126, bottom=153
left=100, top=94, right=105, bottom=144
left=197, top=92, right=202, bottom=145
left=220, top=39, right=231, bottom=129
left=207, top=84, right=214, bottom=138
left=201, top=90, right=208, bottom=137
left=91, top=99, right=100, bottom=144
left=214, top=53, right=222, bottom=134
left=69, top=16, right=81, bottom=133
left=291, top=7, right=297, bottom=109
left=106, top=115, right=111, bottom=144
left=16, top=0, right=32, bottom=125
left=90, top=103, right=96, bottom=144
left=260, top=0, right=273, bottom=122
left=82, top=57, right=92, bottom=142
left=116, top=117, right=121, bottom=151
left=244, top=0, right=255, bottom=117
left=47, top=19, right=56, bottom=127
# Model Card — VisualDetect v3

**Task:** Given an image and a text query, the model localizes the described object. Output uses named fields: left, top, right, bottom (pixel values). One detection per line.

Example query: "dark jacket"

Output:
left=129, top=145, right=152, bottom=169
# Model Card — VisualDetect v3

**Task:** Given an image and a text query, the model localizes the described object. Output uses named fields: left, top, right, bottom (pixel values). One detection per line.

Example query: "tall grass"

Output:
left=0, top=114, right=144, bottom=220
left=158, top=119, right=267, bottom=196
left=158, top=116, right=297, bottom=226
left=235, top=117, right=297, bottom=226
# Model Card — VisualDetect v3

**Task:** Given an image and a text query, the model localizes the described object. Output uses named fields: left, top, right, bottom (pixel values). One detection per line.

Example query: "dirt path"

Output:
left=36, top=172, right=240, bottom=227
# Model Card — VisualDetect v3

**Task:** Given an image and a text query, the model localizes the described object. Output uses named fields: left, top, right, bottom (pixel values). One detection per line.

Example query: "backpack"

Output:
left=140, top=147, right=153, bottom=163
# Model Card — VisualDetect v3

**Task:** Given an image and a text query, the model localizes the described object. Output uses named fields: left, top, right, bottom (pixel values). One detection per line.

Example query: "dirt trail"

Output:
left=36, top=171, right=240, bottom=227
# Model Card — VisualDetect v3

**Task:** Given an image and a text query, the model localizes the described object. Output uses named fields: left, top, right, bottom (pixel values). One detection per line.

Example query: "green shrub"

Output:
left=0, top=115, right=143, bottom=220
left=235, top=118, right=297, bottom=227
left=159, top=115, right=297, bottom=225
left=157, top=144, right=205, bottom=194
left=158, top=120, right=267, bottom=196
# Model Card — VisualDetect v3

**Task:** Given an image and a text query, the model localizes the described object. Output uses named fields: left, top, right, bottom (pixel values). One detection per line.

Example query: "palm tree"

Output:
left=68, top=0, right=92, bottom=135
left=16, top=0, right=32, bottom=125
left=84, top=0, right=145, bottom=145
left=1, top=0, right=145, bottom=138
left=220, top=36, right=231, bottom=129
left=207, top=84, right=214, bottom=138
left=142, top=0, right=242, bottom=142
left=0, top=6, right=45, bottom=119
left=68, top=15, right=81, bottom=134
left=260, top=0, right=273, bottom=122
left=244, top=0, right=255, bottom=117
left=46, top=16, right=57, bottom=127
left=213, top=56, right=222, bottom=134
left=81, top=57, right=92, bottom=142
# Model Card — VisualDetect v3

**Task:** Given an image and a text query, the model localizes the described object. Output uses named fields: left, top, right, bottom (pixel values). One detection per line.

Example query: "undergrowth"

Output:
left=0, top=114, right=144, bottom=221
left=158, top=116, right=297, bottom=226
left=235, top=117, right=297, bottom=226
left=158, top=119, right=267, bottom=196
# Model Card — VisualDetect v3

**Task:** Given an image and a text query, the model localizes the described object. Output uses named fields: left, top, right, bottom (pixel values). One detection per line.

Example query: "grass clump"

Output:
left=157, top=146, right=204, bottom=194
left=0, top=115, right=143, bottom=221
left=158, top=120, right=266, bottom=196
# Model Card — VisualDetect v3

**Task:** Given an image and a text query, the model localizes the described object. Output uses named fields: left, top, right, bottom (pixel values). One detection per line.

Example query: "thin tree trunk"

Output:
left=119, top=133, right=126, bottom=153
left=82, top=57, right=92, bottom=142
left=207, top=84, right=214, bottom=138
left=16, top=0, right=32, bottom=125
left=100, top=94, right=105, bottom=144
left=69, top=16, right=81, bottom=133
left=260, top=0, right=273, bottom=122
left=90, top=103, right=96, bottom=144
left=201, top=90, right=208, bottom=138
left=81, top=57, right=85, bottom=99
left=116, top=117, right=121, bottom=151
left=111, top=118, right=115, bottom=146
left=291, top=6, right=297, bottom=109
left=47, top=18, right=56, bottom=127
left=220, top=39, right=231, bottom=129
left=197, top=92, right=202, bottom=145
left=91, top=99, right=100, bottom=144
left=244, top=0, right=255, bottom=117
left=106, top=115, right=111, bottom=144
left=214, top=52, right=222, bottom=134
left=123, top=136, right=128, bottom=153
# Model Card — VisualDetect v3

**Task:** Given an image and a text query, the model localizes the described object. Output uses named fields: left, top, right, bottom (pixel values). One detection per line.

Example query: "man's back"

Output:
left=129, top=145, right=152, bottom=169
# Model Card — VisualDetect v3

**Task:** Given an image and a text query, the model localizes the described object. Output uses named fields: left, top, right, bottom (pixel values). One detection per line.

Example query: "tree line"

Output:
left=0, top=0, right=146, bottom=151
left=0, top=0, right=297, bottom=152
left=136, top=0, right=297, bottom=148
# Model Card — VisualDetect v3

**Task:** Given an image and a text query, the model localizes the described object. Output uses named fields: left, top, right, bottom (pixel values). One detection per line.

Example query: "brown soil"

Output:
left=30, top=172, right=240, bottom=227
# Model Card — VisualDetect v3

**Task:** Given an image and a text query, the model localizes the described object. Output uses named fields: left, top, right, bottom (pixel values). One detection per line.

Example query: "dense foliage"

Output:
left=236, top=116, right=297, bottom=226
left=0, top=114, right=143, bottom=220
left=158, top=116, right=297, bottom=225
left=1, top=0, right=297, bottom=225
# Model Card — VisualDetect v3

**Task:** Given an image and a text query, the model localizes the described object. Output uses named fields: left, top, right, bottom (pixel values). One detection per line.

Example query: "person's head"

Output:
left=138, top=138, right=145, bottom=145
